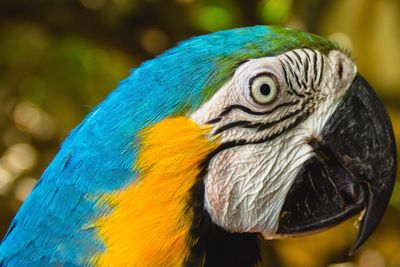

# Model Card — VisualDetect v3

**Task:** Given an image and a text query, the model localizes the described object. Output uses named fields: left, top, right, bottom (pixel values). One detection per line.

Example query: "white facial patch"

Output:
left=191, top=49, right=357, bottom=238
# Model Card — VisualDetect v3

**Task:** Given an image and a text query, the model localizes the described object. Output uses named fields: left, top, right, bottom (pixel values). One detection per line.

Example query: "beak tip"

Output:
left=348, top=235, right=365, bottom=256
left=349, top=222, right=372, bottom=256
left=348, top=174, right=396, bottom=256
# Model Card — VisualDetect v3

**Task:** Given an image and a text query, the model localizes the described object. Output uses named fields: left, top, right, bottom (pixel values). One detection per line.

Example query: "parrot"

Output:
left=0, top=25, right=396, bottom=267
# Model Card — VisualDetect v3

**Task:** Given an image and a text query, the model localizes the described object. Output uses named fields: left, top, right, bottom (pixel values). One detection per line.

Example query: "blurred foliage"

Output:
left=0, top=0, right=399, bottom=267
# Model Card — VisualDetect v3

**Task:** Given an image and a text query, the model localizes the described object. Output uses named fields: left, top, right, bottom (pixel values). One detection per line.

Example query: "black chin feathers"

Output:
left=185, top=178, right=261, bottom=267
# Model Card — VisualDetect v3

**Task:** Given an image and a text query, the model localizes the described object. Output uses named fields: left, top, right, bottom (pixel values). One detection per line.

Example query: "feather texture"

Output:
left=92, top=117, right=218, bottom=266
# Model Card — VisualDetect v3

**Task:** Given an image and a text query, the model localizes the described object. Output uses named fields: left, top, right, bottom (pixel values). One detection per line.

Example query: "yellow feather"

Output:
left=92, top=117, right=218, bottom=267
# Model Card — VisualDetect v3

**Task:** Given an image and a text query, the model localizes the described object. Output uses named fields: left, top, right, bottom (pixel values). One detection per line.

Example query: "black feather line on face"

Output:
left=284, top=54, right=295, bottom=65
left=312, top=50, right=318, bottom=84
left=279, top=58, right=297, bottom=96
left=282, top=58, right=301, bottom=89
left=209, top=100, right=301, bottom=137
left=253, top=108, right=305, bottom=131
left=214, top=120, right=252, bottom=135
left=218, top=100, right=300, bottom=117
left=302, top=49, right=310, bottom=84
left=206, top=117, right=222, bottom=124
left=279, top=58, right=291, bottom=87
left=281, top=58, right=306, bottom=98
left=317, top=56, right=325, bottom=86
left=213, top=108, right=312, bottom=149
left=292, top=50, right=303, bottom=69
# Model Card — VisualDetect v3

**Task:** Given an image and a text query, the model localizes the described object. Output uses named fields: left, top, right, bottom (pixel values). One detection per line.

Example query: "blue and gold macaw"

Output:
left=0, top=26, right=396, bottom=266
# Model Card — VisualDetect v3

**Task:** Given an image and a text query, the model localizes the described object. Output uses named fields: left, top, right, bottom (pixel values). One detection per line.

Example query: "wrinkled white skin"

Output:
left=190, top=49, right=357, bottom=238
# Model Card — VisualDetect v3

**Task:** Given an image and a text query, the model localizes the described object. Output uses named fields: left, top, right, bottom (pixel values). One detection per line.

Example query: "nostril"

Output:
left=338, top=60, right=344, bottom=80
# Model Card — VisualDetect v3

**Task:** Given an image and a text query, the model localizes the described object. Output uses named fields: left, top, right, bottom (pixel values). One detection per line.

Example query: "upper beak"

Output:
left=276, top=74, right=397, bottom=254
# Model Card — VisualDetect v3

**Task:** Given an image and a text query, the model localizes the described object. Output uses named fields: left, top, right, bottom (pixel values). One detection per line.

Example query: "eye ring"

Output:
left=249, top=72, right=279, bottom=104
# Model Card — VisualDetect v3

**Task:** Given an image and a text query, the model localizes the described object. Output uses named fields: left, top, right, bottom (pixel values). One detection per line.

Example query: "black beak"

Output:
left=276, top=74, right=397, bottom=254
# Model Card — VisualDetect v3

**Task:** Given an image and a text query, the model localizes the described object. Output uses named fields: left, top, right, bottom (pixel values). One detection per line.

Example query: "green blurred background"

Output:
left=0, top=0, right=399, bottom=266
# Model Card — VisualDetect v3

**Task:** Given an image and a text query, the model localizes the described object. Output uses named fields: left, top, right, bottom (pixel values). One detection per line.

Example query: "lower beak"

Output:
left=276, top=74, right=397, bottom=254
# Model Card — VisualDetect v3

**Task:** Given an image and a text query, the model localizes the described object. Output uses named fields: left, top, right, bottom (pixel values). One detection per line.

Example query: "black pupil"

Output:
left=260, top=83, right=271, bottom=96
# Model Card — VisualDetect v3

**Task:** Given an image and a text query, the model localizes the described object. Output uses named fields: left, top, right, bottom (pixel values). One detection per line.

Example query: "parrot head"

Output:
left=191, top=45, right=396, bottom=254
left=0, top=26, right=396, bottom=267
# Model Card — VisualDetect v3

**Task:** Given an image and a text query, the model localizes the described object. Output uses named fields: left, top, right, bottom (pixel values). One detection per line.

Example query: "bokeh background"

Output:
left=0, top=0, right=399, bottom=266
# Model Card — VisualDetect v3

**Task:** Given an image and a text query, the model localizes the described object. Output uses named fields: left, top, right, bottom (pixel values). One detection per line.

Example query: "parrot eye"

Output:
left=249, top=73, right=279, bottom=104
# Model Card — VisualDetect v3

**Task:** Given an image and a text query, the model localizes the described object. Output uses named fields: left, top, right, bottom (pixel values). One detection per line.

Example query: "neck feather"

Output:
left=92, top=117, right=260, bottom=267
left=92, top=117, right=217, bottom=266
